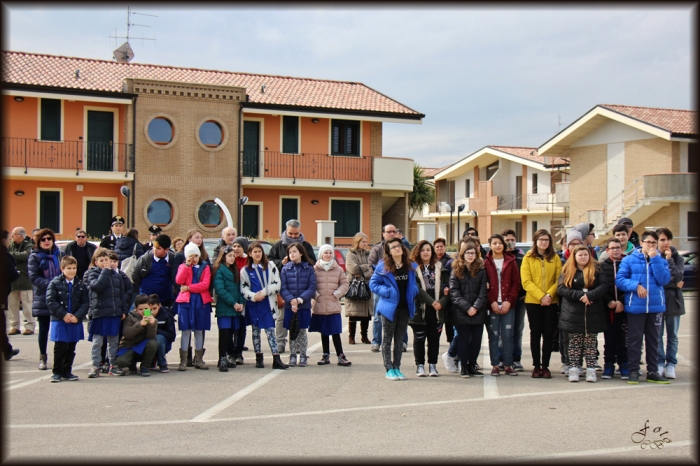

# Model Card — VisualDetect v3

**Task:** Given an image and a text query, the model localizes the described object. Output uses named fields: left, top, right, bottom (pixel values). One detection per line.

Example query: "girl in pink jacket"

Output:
left=309, top=244, right=351, bottom=366
left=175, top=242, right=213, bottom=370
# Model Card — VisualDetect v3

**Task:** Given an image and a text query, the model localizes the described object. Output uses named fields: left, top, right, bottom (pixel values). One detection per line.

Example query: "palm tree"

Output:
left=408, top=163, right=436, bottom=221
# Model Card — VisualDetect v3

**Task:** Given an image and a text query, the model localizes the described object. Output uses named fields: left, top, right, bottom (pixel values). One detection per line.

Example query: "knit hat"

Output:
left=566, top=230, right=583, bottom=245
left=618, top=217, right=634, bottom=227
left=233, top=236, right=249, bottom=253
left=572, top=222, right=590, bottom=239
left=184, top=242, right=200, bottom=258
left=318, top=244, right=334, bottom=260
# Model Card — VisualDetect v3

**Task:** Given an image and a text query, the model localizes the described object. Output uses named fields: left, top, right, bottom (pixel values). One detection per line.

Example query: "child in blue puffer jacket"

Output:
left=616, top=230, right=671, bottom=385
left=280, top=243, right=317, bottom=367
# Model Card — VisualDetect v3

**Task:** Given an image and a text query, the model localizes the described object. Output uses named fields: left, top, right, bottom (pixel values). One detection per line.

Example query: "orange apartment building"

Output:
left=2, top=51, right=424, bottom=244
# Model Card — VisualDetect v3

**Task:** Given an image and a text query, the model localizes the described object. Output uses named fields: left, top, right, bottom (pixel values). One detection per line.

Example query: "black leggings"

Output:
left=37, top=315, right=50, bottom=355
left=321, top=334, right=343, bottom=356
left=454, top=323, right=483, bottom=368
left=219, top=328, right=231, bottom=359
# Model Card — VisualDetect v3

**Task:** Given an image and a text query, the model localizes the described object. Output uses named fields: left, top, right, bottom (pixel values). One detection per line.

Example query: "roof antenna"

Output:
left=110, top=6, right=158, bottom=63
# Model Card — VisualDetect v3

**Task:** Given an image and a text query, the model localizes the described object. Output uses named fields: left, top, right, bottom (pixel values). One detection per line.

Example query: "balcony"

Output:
left=241, top=150, right=413, bottom=191
left=2, top=137, right=134, bottom=179
left=496, top=192, right=557, bottom=211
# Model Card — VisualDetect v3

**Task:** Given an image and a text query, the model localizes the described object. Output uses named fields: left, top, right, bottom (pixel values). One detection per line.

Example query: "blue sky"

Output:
left=4, top=5, right=694, bottom=168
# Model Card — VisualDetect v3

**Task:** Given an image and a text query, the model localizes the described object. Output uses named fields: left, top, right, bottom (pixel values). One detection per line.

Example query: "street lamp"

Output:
left=120, top=185, right=131, bottom=227
left=457, top=204, right=466, bottom=240
left=237, top=196, right=249, bottom=233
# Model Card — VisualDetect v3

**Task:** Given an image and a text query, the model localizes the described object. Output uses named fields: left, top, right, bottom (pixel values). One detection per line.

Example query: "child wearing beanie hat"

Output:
left=175, top=239, right=213, bottom=371
left=309, top=245, right=352, bottom=366
left=229, top=236, right=250, bottom=365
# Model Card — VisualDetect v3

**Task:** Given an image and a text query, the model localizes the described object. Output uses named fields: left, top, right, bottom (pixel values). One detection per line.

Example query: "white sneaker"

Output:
left=664, top=364, right=676, bottom=379
left=416, top=364, right=427, bottom=377
left=568, top=367, right=579, bottom=382
left=658, top=365, right=665, bottom=377
left=586, top=368, right=597, bottom=383
left=428, top=364, right=439, bottom=377
left=442, top=352, right=457, bottom=373
left=560, top=364, right=570, bottom=374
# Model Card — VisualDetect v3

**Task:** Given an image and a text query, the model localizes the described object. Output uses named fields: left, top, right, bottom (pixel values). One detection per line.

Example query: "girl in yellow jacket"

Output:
left=520, top=229, right=562, bottom=379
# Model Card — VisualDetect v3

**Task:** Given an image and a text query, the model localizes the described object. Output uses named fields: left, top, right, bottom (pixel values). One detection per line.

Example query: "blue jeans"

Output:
left=371, top=293, right=408, bottom=346
left=447, top=325, right=459, bottom=358
left=488, top=308, right=515, bottom=367
left=156, top=334, right=172, bottom=367
left=498, top=298, right=526, bottom=362
left=658, top=314, right=680, bottom=366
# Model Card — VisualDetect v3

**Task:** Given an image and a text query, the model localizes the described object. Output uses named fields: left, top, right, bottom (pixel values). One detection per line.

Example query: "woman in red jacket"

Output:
left=175, top=242, right=213, bottom=371
left=483, top=234, right=521, bottom=376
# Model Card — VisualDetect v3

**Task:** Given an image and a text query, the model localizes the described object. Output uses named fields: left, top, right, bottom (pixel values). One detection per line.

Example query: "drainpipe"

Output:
left=237, top=100, right=244, bottom=232
left=130, top=94, right=137, bottom=229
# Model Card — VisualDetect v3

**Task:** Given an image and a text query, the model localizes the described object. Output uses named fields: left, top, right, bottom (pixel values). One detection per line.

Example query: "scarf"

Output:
left=37, top=248, right=60, bottom=281
left=281, top=231, right=305, bottom=245
left=317, top=258, right=334, bottom=271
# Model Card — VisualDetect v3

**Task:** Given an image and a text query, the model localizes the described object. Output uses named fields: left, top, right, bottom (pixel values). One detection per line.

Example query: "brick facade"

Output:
left=382, top=194, right=409, bottom=239
left=624, top=138, right=672, bottom=186
left=640, top=203, right=680, bottom=236
left=370, top=122, right=382, bottom=157
left=124, top=78, right=245, bottom=239
left=566, top=144, right=607, bottom=221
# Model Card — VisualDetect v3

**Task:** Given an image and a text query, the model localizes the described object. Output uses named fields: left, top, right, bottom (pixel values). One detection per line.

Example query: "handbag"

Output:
left=120, top=244, right=139, bottom=277
left=346, top=276, right=371, bottom=300
left=289, top=311, right=300, bottom=340
left=276, top=294, right=285, bottom=308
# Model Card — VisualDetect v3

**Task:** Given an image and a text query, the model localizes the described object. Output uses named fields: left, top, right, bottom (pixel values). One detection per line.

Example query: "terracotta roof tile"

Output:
left=420, top=167, right=445, bottom=178
left=600, top=104, right=697, bottom=135
left=2, top=51, right=422, bottom=116
left=488, top=146, right=569, bottom=166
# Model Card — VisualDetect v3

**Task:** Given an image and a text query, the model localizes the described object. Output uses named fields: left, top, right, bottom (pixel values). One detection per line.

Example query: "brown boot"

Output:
left=194, top=349, right=209, bottom=370
left=178, top=350, right=187, bottom=371
left=348, top=321, right=357, bottom=345
left=38, top=354, right=48, bottom=370
left=360, top=320, right=371, bottom=344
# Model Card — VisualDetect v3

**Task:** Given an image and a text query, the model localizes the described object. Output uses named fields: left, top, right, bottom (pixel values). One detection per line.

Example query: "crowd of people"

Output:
left=0, top=215, right=686, bottom=386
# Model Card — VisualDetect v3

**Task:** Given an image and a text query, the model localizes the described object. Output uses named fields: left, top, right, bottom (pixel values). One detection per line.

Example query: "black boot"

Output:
left=272, top=354, right=289, bottom=370
left=218, top=357, right=228, bottom=372
left=255, top=353, right=264, bottom=368
left=186, top=346, right=194, bottom=367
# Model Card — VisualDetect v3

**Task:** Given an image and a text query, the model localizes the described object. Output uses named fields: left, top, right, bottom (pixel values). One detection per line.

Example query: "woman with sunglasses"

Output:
left=28, top=228, right=65, bottom=370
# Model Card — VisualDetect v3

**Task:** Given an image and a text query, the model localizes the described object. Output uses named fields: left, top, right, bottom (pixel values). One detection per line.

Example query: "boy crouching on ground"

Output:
left=115, top=294, right=158, bottom=376
left=148, top=294, right=176, bottom=373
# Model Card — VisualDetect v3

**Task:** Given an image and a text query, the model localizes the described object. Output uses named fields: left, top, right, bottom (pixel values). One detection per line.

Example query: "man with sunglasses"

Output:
left=64, top=229, right=97, bottom=280
left=616, top=230, right=671, bottom=384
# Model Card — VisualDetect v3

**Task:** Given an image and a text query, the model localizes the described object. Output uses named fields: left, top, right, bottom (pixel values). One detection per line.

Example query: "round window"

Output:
left=199, top=121, right=223, bottom=147
left=148, top=117, right=174, bottom=144
left=198, top=201, right=222, bottom=227
left=147, top=199, right=172, bottom=225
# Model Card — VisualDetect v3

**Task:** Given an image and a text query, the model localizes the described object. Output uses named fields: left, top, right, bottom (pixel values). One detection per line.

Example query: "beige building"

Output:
left=538, top=104, right=698, bottom=250
left=428, top=146, right=569, bottom=244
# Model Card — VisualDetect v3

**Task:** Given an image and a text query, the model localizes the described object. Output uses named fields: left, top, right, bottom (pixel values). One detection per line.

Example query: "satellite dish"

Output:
left=113, top=42, right=135, bottom=63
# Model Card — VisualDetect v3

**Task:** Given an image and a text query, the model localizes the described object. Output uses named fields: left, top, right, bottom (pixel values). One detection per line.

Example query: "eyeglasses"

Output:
left=537, top=238, right=550, bottom=243
left=40, top=236, right=52, bottom=242
left=389, top=245, right=403, bottom=251
left=384, top=230, right=397, bottom=234
left=76, top=235, right=86, bottom=239
left=464, top=251, right=477, bottom=256
left=643, top=241, right=658, bottom=246
left=467, top=232, right=477, bottom=237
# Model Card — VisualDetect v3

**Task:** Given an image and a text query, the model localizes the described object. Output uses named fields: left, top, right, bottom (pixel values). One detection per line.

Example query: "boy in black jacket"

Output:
left=46, top=256, right=89, bottom=382
left=599, top=238, right=628, bottom=380
left=149, top=294, right=176, bottom=373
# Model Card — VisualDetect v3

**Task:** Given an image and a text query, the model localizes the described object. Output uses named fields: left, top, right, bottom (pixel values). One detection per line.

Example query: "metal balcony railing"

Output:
left=242, top=150, right=372, bottom=184
left=2, top=137, right=134, bottom=177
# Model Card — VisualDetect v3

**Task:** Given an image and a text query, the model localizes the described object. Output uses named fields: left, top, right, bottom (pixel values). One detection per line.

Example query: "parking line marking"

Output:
left=190, top=338, right=325, bottom=422
left=12, top=379, right=689, bottom=430
left=4, top=361, right=93, bottom=391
